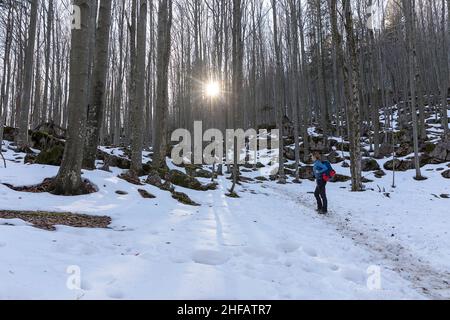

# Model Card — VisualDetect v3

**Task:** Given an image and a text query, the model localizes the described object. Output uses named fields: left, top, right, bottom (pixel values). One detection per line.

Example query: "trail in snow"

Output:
left=267, top=184, right=450, bottom=300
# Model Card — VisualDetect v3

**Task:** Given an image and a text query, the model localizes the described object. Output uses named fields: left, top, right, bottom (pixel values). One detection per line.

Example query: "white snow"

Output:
left=0, top=140, right=449, bottom=300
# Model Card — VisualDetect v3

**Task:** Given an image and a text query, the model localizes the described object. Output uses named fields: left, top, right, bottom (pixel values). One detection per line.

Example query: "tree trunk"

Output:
left=152, top=0, right=173, bottom=169
left=16, top=0, right=39, bottom=149
left=52, top=0, right=92, bottom=195
left=343, top=0, right=362, bottom=192
left=83, top=0, right=113, bottom=170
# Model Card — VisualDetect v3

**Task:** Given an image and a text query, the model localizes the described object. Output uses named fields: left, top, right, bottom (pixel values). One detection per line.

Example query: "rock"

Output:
left=362, top=177, right=373, bottom=183
left=172, top=191, right=200, bottom=206
left=35, top=145, right=65, bottom=166
left=430, top=140, right=450, bottom=162
left=299, top=166, right=314, bottom=180
left=440, top=194, right=450, bottom=199
left=255, top=176, right=268, bottom=181
left=167, top=170, right=204, bottom=190
left=377, top=143, right=392, bottom=158
left=374, top=170, right=386, bottom=178
left=384, top=159, right=414, bottom=172
left=146, top=173, right=174, bottom=192
left=256, top=162, right=265, bottom=168
left=327, top=151, right=343, bottom=164
left=115, top=190, right=128, bottom=195
left=361, top=158, right=381, bottom=172
left=284, top=147, right=296, bottom=161
left=3, top=126, right=18, bottom=142
left=342, top=161, right=350, bottom=168
left=331, top=174, right=351, bottom=183
left=194, top=169, right=213, bottom=179
left=24, top=153, right=37, bottom=164
left=31, top=131, right=65, bottom=151
left=442, top=170, right=450, bottom=179
left=421, top=143, right=436, bottom=154
left=97, top=150, right=131, bottom=170
left=138, top=189, right=156, bottom=199
left=396, top=143, right=414, bottom=157
left=309, top=136, right=330, bottom=153
left=119, top=173, right=143, bottom=185
left=336, top=142, right=350, bottom=152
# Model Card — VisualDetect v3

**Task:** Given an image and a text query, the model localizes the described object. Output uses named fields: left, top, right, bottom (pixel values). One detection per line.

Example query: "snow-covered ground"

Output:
left=0, top=141, right=449, bottom=300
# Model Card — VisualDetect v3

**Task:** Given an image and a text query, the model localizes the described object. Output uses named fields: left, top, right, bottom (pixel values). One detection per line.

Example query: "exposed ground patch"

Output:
left=0, top=210, right=111, bottom=231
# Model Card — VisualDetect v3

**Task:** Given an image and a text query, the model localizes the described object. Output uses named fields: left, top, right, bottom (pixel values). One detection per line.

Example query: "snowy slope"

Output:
left=0, top=140, right=449, bottom=299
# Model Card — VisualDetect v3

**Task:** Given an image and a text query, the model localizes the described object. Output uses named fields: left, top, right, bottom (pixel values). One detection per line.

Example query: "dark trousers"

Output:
left=314, top=180, right=327, bottom=211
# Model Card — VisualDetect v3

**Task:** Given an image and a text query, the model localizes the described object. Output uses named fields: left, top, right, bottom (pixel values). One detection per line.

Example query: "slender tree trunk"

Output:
left=83, top=0, right=113, bottom=170
left=343, top=0, right=362, bottom=192
left=130, top=0, right=148, bottom=174
left=152, top=0, right=173, bottom=169
left=16, top=0, right=39, bottom=149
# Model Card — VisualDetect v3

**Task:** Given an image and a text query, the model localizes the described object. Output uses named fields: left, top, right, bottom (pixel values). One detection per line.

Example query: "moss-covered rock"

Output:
left=138, top=189, right=156, bottom=199
left=299, top=166, right=314, bottom=180
left=172, top=191, right=200, bottom=206
left=97, top=150, right=131, bottom=170
left=384, top=159, right=414, bottom=172
left=361, top=158, right=380, bottom=172
left=3, top=126, right=18, bottom=142
left=167, top=170, right=204, bottom=190
left=374, top=170, right=386, bottom=178
left=330, top=174, right=352, bottom=183
left=31, top=131, right=65, bottom=151
left=442, top=170, right=450, bottom=179
left=35, top=145, right=65, bottom=166
left=146, top=173, right=174, bottom=192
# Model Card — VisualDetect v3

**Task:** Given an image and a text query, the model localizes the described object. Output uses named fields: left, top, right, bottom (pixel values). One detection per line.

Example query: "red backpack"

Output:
left=322, top=161, right=336, bottom=182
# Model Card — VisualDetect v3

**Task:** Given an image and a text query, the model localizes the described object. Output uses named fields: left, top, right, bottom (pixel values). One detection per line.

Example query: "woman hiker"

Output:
left=312, top=152, right=328, bottom=214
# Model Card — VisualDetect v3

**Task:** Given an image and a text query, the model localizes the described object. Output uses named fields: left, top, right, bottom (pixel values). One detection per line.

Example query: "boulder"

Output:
left=167, top=170, right=204, bottom=190
left=146, top=173, right=174, bottom=192
left=361, top=158, right=381, bottom=172
left=396, top=143, right=414, bottom=157
left=97, top=150, right=131, bottom=170
left=31, top=131, right=65, bottom=151
left=284, top=147, right=296, bottom=161
left=374, top=170, right=386, bottom=178
left=3, top=127, right=18, bottom=142
left=24, top=153, right=37, bottom=164
left=377, top=143, right=392, bottom=158
left=442, top=170, right=450, bottom=179
left=194, top=169, right=213, bottom=179
left=327, top=151, right=343, bottom=164
left=331, top=174, right=351, bottom=183
left=299, top=166, right=314, bottom=180
left=430, top=140, right=450, bottom=162
left=309, top=136, right=330, bottom=153
left=384, top=159, right=414, bottom=172
left=35, top=145, right=65, bottom=166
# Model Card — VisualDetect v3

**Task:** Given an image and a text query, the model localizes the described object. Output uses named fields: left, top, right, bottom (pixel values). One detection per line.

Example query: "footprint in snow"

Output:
left=277, top=242, right=300, bottom=254
left=192, top=250, right=230, bottom=266
left=105, top=288, right=124, bottom=300
left=303, top=247, right=319, bottom=258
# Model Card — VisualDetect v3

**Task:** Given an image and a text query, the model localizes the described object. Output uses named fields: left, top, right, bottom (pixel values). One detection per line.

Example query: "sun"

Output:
left=205, top=81, right=220, bottom=98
